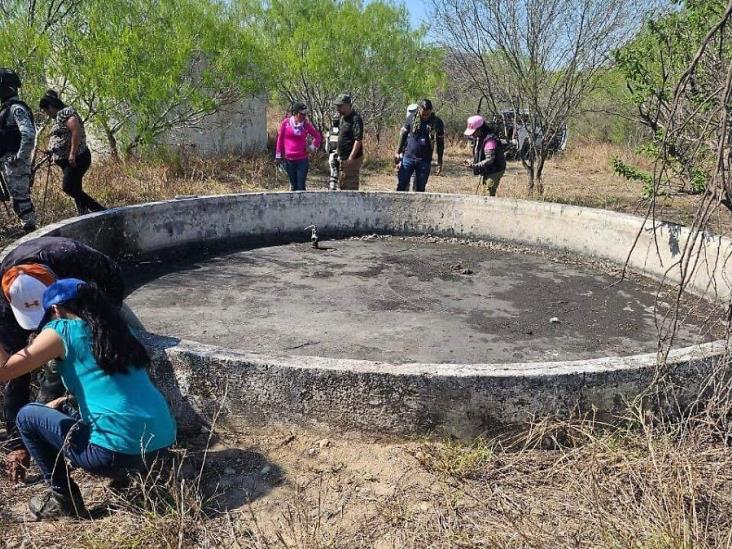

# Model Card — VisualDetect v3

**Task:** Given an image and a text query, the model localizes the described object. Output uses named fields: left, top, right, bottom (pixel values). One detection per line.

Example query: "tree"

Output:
left=41, top=0, right=267, bottom=158
left=613, top=0, right=732, bottom=353
left=0, top=0, right=82, bottom=98
left=431, top=0, right=651, bottom=194
left=614, top=0, right=730, bottom=197
left=259, top=0, right=443, bottom=136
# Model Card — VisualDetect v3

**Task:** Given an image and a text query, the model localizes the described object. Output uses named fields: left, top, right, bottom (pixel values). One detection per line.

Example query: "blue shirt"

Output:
left=46, top=318, right=176, bottom=454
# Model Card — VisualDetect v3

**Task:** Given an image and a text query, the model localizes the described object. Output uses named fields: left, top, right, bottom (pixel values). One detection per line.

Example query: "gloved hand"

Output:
left=5, top=448, right=30, bottom=483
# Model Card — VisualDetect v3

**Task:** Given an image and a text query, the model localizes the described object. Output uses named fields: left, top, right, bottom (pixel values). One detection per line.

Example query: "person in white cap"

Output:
left=464, top=115, right=506, bottom=196
left=396, top=104, right=420, bottom=191
left=0, top=278, right=175, bottom=519
left=0, top=236, right=124, bottom=482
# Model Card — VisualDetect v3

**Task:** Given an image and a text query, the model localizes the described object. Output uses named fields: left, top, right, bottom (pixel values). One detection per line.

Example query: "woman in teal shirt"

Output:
left=0, top=278, right=176, bottom=520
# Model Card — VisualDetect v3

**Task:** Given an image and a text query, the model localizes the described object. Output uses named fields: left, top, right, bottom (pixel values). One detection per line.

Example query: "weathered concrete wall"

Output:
left=161, top=96, right=268, bottom=155
left=3, top=192, right=729, bottom=438
left=86, top=96, right=267, bottom=158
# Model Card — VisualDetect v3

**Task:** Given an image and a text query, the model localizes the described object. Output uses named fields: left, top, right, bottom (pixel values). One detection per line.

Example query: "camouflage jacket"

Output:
left=1, top=96, right=35, bottom=163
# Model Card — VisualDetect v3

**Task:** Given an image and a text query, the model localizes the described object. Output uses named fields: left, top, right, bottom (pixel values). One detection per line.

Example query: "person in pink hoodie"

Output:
left=275, top=102, right=322, bottom=191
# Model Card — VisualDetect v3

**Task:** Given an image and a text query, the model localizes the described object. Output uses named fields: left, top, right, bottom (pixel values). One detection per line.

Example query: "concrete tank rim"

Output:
left=2, top=191, right=727, bottom=378
left=141, top=331, right=726, bottom=378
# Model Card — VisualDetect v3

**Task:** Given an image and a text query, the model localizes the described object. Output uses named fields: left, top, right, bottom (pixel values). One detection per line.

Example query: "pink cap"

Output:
left=464, top=115, right=484, bottom=136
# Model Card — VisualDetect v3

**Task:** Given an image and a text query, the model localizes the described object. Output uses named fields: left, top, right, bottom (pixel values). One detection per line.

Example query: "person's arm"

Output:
left=435, top=118, right=445, bottom=174
left=473, top=140, right=496, bottom=169
left=275, top=119, right=287, bottom=161
left=0, top=329, right=64, bottom=383
left=0, top=344, right=9, bottom=367
left=348, top=115, right=363, bottom=162
left=395, top=116, right=411, bottom=159
left=13, top=105, right=35, bottom=164
left=307, top=121, right=322, bottom=151
left=66, top=115, right=82, bottom=168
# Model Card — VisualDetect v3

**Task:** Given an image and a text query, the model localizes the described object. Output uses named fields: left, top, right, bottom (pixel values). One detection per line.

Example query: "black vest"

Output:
left=0, top=99, right=33, bottom=156
left=473, top=132, right=506, bottom=175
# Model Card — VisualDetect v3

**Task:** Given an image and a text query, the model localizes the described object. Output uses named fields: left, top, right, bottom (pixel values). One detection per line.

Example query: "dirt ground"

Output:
left=4, top=415, right=732, bottom=548
left=2, top=143, right=732, bottom=547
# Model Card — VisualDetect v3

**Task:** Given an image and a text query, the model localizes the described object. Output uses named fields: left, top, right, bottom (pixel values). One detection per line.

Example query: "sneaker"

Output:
left=28, top=483, right=87, bottom=520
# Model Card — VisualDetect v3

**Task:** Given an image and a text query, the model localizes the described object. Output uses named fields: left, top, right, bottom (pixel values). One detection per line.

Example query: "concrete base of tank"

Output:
left=4, top=192, right=730, bottom=438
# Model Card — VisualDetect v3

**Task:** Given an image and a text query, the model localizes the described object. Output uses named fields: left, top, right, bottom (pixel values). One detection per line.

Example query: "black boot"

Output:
left=28, top=481, right=87, bottom=520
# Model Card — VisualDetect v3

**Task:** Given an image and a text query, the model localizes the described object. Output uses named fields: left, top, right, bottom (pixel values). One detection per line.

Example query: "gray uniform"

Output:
left=1, top=97, right=36, bottom=229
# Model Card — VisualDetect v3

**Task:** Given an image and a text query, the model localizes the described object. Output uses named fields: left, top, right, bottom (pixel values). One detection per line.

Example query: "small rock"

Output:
left=224, top=467, right=236, bottom=475
left=460, top=268, right=473, bottom=275
left=307, top=448, right=317, bottom=456
left=415, top=451, right=426, bottom=462
left=369, top=399, right=382, bottom=406
left=419, top=502, right=430, bottom=512
left=317, top=438, right=331, bottom=449
left=550, top=317, right=560, bottom=324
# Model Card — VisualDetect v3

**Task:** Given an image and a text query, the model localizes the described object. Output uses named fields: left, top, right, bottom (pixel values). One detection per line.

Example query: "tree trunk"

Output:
left=524, top=157, right=535, bottom=195
left=535, top=155, right=546, bottom=196
left=103, top=124, right=120, bottom=162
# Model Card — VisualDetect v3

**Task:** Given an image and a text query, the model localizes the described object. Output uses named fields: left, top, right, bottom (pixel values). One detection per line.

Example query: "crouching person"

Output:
left=0, top=279, right=176, bottom=520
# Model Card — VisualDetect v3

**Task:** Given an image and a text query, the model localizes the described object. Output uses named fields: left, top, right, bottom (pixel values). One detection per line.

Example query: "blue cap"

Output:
left=42, top=278, right=86, bottom=311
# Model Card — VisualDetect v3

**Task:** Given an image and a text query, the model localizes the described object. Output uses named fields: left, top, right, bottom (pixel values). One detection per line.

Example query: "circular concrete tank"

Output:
left=4, top=192, right=729, bottom=438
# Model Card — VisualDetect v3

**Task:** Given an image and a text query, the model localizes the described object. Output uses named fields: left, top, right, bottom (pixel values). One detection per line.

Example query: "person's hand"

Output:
left=307, top=145, right=317, bottom=154
left=68, top=154, right=76, bottom=168
left=463, top=159, right=473, bottom=168
left=46, top=395, right=69, bottom=409
left=5, top=448, right=30, bottom=483
left=344, top=158, right=355, bottom=169
left=435, top=164, right=443, bottom=176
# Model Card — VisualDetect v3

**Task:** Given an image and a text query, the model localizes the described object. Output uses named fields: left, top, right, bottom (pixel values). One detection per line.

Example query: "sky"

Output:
left=401, top=0, right=429, bottom=28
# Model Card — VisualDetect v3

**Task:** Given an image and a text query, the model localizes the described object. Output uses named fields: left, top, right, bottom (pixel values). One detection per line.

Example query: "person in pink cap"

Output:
left=464, top=115, right=506, bottom=196
left=275, top=102, right=322, bottom=191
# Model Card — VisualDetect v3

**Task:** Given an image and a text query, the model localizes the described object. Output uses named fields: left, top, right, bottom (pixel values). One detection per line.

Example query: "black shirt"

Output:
left=337, top=111, right=364, bottom=160
left=401, top=113, right=445, bottom=162
left=0, top=236, right=124, bottom=352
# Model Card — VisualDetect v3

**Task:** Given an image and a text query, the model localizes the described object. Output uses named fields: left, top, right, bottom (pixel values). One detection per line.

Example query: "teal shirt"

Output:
left=46, top=319, right=176, bottom=455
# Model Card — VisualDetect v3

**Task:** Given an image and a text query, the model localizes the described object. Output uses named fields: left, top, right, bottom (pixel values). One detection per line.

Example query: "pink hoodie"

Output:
left=276, top=116, right=322, bottom=161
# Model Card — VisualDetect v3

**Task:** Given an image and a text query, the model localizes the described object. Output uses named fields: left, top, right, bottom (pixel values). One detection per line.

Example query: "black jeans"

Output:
left=56, top=149, right=104, bottom=215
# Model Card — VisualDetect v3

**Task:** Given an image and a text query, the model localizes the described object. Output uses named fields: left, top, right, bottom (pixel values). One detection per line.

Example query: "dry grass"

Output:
left=3, top=135, right=732, bottom=547
left=5, top=378, right=732, bottom=548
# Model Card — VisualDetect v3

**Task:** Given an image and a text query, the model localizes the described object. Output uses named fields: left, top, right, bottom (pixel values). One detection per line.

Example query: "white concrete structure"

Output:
left=161, top=95, right=267, bottom=155
left=4, top=192, right=729, bottom=438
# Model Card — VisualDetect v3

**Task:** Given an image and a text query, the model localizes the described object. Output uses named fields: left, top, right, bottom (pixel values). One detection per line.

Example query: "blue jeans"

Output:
left=16, top=403, right=168, bottom=494
left=284, top=159, right=309, bottom=191
left=397, top=157, right=431, bottom=192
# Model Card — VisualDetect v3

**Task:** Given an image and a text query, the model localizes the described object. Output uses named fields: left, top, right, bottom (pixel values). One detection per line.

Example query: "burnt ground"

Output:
left=124, top=236, right=723, bottom=364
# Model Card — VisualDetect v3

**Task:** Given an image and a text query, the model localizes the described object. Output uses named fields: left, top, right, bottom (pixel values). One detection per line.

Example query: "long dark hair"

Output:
left=48, top=283, right=149, bottom=375
left=38, top=90, right=65, bottom=111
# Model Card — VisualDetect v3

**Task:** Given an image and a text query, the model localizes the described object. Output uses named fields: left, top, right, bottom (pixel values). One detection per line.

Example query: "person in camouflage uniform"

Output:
left=0, top=69, right=36, bottom=232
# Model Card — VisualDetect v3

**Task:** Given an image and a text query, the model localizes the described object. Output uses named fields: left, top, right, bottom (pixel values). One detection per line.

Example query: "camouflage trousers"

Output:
left=478, top=171, right=504, bottom=197
left=2, top=156, right=36, bottom=229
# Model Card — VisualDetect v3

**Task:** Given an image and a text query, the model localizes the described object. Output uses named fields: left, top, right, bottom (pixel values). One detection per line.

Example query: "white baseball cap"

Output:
left=2, top=264, right=57, bottom=330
